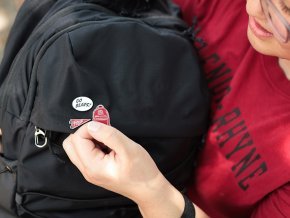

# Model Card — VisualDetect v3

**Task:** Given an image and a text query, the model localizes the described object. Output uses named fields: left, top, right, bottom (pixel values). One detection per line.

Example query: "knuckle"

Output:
left=83, top=173, right=93, bottom=183
left=62, top=136, right=70, bottom=146
left=70, top=133, right=77, bottom=143
left=104, top=128, right=118, bottom=141
left=83, top=165, right=95, bottom=182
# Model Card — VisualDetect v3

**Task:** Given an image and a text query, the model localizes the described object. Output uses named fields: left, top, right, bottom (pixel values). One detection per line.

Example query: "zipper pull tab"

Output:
left=34, top=127, right=47, bottom=148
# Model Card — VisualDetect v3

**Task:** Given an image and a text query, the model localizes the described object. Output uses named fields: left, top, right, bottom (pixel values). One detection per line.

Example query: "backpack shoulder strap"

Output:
left=0, top=0, right=57, bottom=85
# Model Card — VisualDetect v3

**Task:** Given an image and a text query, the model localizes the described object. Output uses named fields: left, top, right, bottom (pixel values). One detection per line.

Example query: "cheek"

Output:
left=246, top=0, right=263, bottom=17
left=246, top=0, right=251, bottom=15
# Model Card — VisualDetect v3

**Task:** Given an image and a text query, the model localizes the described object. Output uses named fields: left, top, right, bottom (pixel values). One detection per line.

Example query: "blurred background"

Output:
left=0, top=0, right=24, bottom=61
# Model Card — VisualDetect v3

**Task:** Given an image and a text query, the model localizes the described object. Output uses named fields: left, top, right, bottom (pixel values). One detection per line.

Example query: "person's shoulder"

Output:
left=173, top=0, right=245, bottom=24
left=251, top=182, right=290, bottom=217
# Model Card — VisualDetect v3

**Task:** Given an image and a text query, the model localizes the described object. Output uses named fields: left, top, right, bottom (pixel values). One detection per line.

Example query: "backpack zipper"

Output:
left=0, top=165, right=13, bottom=174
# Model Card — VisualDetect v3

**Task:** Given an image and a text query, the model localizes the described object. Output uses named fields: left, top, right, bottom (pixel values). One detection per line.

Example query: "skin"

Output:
left=246, top=0, right=290, bottom=78
left=61, top=0, right=290, bottom=217
left=0, top=0, right=289, bottom=215
left=63, top=122, right=208, bottom=218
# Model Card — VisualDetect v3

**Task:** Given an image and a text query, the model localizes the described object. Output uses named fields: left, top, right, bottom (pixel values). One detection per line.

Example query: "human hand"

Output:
left=63, top=121, right=184, bottom=217
left=63, top=122, right=210, bottom=218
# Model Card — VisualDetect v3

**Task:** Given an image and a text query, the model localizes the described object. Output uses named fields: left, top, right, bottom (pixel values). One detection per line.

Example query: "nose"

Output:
left=246, top=0, right=265, bottom=19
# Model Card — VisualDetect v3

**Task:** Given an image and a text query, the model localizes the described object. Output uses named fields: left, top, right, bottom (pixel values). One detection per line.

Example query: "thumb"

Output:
left=85, top=121, right=133, bottom=155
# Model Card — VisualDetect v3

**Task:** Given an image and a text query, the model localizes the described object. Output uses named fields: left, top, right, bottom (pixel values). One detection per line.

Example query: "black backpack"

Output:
left=0, top=0, right=209, bottom=217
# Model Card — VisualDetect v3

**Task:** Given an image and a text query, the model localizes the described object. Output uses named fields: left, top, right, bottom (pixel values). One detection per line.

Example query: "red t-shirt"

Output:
left=174, top=0, right=290, bottom=217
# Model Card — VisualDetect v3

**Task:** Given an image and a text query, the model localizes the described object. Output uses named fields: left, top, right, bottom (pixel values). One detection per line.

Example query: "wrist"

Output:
left=181, top=194, right=196, bottom=218
left=136, top=173, right=184, bottom=218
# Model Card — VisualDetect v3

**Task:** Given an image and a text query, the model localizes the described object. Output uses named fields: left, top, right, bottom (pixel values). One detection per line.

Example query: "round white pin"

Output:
left=72, top=97, right=93, bottom=112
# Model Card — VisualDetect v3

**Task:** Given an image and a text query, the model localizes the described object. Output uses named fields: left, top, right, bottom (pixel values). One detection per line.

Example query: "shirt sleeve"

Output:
left=173, top=0, right=207, bottom=24
left=251, top=182, right=290, bottom=218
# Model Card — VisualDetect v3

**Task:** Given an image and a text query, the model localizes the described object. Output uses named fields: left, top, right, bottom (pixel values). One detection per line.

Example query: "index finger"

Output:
left=76, top=121, right=134, bottom=155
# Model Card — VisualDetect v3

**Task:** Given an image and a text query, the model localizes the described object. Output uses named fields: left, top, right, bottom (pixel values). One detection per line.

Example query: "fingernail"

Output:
left=88, top=121, right=101, bottom=132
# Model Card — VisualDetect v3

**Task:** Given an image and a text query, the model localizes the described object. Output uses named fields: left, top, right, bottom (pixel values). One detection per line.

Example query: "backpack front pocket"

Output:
left=16, top=192, right=139, bottom=218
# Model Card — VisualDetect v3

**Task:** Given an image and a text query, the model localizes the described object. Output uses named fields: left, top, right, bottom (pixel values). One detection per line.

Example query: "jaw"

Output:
left=278, top=58, right=290, bottom=80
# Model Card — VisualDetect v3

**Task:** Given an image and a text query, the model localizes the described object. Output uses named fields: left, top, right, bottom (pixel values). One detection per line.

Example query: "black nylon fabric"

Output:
left=0, top=0, right=210, bottom=217
left=0, top=0, right=57, bottom=87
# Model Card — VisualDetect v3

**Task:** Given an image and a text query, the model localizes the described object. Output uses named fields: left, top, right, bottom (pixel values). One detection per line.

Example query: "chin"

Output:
left=247, top=27, right=276, bottom=57
left=247, top=26, right=290, bottom=60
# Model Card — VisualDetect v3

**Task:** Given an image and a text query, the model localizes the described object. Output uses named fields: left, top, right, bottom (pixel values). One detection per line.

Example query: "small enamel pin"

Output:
left=92, top=104, right=111, bottom=126
left=69, top=119, right=91, bottom=130
left=69, top=104, right=111, bottom=129
left=72, top=97, right=93, bottom=112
